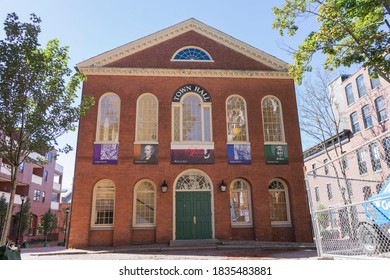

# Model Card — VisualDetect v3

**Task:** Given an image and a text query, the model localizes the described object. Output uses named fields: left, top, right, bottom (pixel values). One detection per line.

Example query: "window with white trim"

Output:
left=261, top=96, right=285, bottom=143
left=136, top=94, right=158, bottom=142
left=172, top=94, right=212, bottom=142
left=91, top=180, right=115, bottom=228
left=230, top=179, right=252, bottom=226
left=369, top=143, right=382, bottom=172
left=350, top=111, right=360, bottom=133
left=361, top=105, right=373, bottom=129
left=375, top=96, right=388, bottom=123
left=268, top=179, right=291, bottom=225
left=226, top=95, right=248, bottom=142
left=134, top=180, right=156, bottom=227
left=356, top=75, right=367, bottom=98
left=345, top=84, right=355, bottom=105
left=96, top=93, right=120, bottom=143
left=357, top=149, right=368, bottom=175
left=172, top=46, right=213, bottom=61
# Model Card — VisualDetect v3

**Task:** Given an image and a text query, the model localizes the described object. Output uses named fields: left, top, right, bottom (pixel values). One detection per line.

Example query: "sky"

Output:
left=0, top=0, right=357, bottom=189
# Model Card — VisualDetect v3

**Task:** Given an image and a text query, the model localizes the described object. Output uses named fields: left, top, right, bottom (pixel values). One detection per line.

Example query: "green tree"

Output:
left=38, top=209, right=57, bottom=246
left=14, top=197, right=32, bottom=243
left=0, top=13, right=94, bottom=246
left=273, top=0, right=390, bottom=84
left=0, top=194, right=8, bottom=238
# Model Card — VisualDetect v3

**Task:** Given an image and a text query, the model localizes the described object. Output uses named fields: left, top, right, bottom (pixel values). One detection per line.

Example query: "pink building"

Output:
left=0, top=151, right=64, bottom=245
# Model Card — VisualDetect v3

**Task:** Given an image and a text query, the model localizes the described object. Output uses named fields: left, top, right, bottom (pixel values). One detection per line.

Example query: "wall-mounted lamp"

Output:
left=161, top=180, right=168, bottom=193
left=220, top=180, right=227, bottom=192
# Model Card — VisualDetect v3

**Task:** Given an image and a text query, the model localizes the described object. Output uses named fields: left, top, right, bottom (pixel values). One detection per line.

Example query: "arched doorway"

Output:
left=173, top=169, right=214, bottom=240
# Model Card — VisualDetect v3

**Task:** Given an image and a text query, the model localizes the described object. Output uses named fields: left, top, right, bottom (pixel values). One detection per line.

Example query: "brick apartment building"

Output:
left=304, top=66, right=390, bottom=208
left=0, top=151, right=64, bottom=244
left=68, top=18, right=312, bottom=247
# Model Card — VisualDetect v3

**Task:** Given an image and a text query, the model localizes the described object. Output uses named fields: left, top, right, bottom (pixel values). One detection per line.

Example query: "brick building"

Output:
left=0, top=150, right=63, bottom=244
left=68, top=18, right=312, bottom=247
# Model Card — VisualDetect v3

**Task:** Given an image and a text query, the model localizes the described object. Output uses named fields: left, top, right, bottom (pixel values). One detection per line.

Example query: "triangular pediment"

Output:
left=77, top=18, right=289, bottom=72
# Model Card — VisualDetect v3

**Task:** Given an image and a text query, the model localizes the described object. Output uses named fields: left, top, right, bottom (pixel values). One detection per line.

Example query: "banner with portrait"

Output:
left=264, top=144, right=288, bottom=164
left=134, top=144, right=158, bottom=164
left=93, top=143, right=119, bottom=164
left=171, top=144, right=214, bottom=164
left=227, top=144, right=251, bottom=164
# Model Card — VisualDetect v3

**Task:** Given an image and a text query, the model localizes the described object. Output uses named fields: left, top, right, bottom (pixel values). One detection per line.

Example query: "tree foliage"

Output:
left=273, top=0, right=390, bottom=84
left=0, top=13, right=94, bottom=245
left=38, top=209, right=57, bottom=245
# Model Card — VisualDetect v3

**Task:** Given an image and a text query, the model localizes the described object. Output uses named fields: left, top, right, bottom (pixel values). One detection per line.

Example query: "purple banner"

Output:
left=171, top=144, right=214, bottom=164
left=93, top=144, right=118, bottom=164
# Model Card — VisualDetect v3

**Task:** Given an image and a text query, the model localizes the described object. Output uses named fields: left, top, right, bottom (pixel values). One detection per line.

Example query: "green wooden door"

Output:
left=175, top=192, right=212, bottom=240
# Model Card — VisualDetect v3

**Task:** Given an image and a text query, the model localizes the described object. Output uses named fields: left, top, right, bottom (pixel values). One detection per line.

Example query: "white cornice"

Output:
left=77, top=18, right=289, bottom=71
left=78, top=67, right=292, bottom=79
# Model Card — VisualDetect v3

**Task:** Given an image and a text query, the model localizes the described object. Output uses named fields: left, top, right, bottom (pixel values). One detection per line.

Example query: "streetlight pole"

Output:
left=15, top=194, right=26, bottom=247
left=63, top=208, right=70, bottom=246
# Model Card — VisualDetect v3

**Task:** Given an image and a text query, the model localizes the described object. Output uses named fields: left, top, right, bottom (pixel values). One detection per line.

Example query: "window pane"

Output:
left=136, top=95, right=158, bottom=141
left=362, top=105, right=373, bottom=128
left=182, top=96, right=202, bottom=141
left=230, top=180, right=251, bottom=224
left=350, top=112, right=360, bottom=133
left=135, top=182, right=155, bottom=225
left=203, top=107, right=211, bottom=142
left=268, top=180, right=289, bottom=223
left=95, top=185, right=115, bottom=225
left=375, top=96, right=388, bottom=123
left=356, top=75, right=366, bottom=98
left=226, top=96, right=248, bottom=142
left=173, top=106, right=180, bottom=141
left=345, top=84, right=354, bottom=105
left=97, top=94, right=120, bottom=142
left=262, top=97, right=284, bottom=142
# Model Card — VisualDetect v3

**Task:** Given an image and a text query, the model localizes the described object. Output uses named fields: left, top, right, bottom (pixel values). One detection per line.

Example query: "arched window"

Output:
left=135, top=93, right=158, bottom=142
left=226, top=95, right=248, bottom=142
left=133, top=180, right=156, bottom=227
left=268, top=179, right=291, bottom=225
left=172, top=46, right=213, bottom=61
left=230, top=179, right=252, bottom=226
left=91, top=179, right=115, bottom=228
left=261, top=96, right=285, bottom=143
left=96, top=93, right=120, bottom=143
left=172, top=94, right=212, bottom=142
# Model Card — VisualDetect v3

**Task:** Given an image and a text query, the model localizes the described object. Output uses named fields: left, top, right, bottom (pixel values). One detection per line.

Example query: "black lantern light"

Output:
left=220, top=180, right=227, bottom=192
left=161, top=180, right=168, bottom=193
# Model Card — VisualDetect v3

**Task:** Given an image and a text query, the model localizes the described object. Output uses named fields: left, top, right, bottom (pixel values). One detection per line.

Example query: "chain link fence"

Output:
left=305, top=131, right=390, bottom=259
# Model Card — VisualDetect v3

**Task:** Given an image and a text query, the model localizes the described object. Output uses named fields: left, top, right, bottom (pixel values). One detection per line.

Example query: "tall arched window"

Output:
left=261, top=96, right=285, bottom=143
left=226, top=95, right=248, bottom=142
left=230, top=179, right=252, bottom=226
left=96, top=93, right=120, bottom=143
left=91, top=179, right=115, bottom=228
left=133, top=180, right=156, bottom=227
left=172, top=94, right=212, bottom=142
left=135, top=93, right=158, bottom=142
left=268, top=179, right=291, bottom=225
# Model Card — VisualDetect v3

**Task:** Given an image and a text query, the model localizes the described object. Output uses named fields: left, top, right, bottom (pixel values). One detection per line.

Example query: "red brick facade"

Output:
left=68, top=19, right=312, bottom=248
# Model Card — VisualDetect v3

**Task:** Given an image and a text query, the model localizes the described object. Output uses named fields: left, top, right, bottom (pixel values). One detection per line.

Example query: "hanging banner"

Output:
left=264, top=144, right=288, bottom=164
left=134, top=144, right=158, bottom=164
left=227, top=144, right=251, bottom=164
left=171, top=144, right=214, bottom=164
left=93, top=144, right=119, bottom=164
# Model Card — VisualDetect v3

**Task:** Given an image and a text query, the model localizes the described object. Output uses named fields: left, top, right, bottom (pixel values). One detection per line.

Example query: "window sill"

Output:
left=90, top=226, right=114, bottom=231
left=271, top=223, right=292, bottom=228
left=231, top=224, right=253, bottom=229
left=132, top=226, right=156, bottom=230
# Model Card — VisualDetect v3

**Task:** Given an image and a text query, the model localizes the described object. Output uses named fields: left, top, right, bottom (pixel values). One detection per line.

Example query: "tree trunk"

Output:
left=0, top=166, right=18, bottom=246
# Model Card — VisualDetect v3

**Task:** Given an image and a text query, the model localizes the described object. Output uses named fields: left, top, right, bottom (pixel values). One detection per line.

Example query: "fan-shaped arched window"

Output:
left=172, top=46, right=213, bottom=61
left=96, top=93, right=120, bottom=143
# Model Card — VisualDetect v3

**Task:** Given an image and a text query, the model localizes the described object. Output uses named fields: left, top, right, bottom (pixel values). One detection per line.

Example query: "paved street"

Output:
left=21, top=244, right=319, bottom=260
